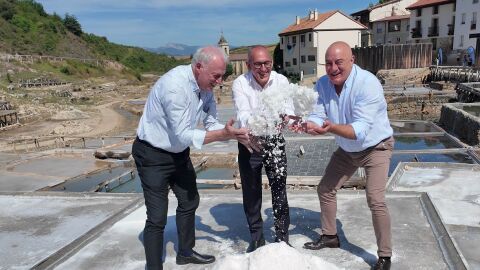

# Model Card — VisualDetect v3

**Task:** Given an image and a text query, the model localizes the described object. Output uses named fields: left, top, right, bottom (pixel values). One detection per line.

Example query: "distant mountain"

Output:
left=145, top=43, right=201, bottom=56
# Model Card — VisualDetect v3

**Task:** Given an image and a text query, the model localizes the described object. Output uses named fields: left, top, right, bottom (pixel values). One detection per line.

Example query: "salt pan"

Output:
left=212, top=242, right=344, bottom=270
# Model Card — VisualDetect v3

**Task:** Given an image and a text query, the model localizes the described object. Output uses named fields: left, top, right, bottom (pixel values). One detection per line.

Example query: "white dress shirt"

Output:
left=308, top=64, right=393, bottom=152
left=136, top=65, right=224, bottom=153
left=232, top=70, right=293, bottom=128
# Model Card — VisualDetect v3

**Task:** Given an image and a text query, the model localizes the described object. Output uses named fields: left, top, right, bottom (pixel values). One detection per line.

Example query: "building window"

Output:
left=412, top=20, right=422, bottom=38
left=460, top=35, right=464, bottom=47
left=301, top=55, right=306, bottom=63
left=281, top=37, right=283, bottom=44
left=308, top=33, right=312, bottom=42
left=433, top=6, right=438, bottom=15
left=377, top=26, right=382, bottom=33
left=462, top=13, right=466, bottom=24
left=472, top=12, right=477, bottom=30
left=407, top=24, right=410, bottom=31
left=293, top=58, right=297, bottom=65
left=285, top=61, right=291, bottom=67
left=300, top=35, right=305, bottom=43
left=474, top=0, right=479, bottom=4
left=388, top=21, right=401, bottom=32
left=416, top=9, right=422, bottom=17
left=431, top=38, right=437, bottom=50
left=292, top=36, right=297, bottom=44
left=308, top=55, right=315, bottom=61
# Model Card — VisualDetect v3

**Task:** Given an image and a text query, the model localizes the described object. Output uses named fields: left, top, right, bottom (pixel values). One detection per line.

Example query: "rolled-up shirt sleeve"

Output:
left=308, top=82, right=327, bottom=126
left=163, top=87, right=206, bottom=149
left=191, top=129, right=206, bottom=149
left=350, top=77, right=383, bottom=142
left=232, top=79, right=251, bottom=127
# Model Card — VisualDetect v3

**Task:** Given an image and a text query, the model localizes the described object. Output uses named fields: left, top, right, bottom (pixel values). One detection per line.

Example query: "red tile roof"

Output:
left=406, top=0, right=454, bottom=10
left=352, top=0, right=404, bottom=15
left=278, top=10, right=366, bottom=36
left=372, top=14, right=410, bottom=22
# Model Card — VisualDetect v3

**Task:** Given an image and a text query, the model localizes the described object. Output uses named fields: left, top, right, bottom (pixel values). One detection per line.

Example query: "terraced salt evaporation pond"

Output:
left=108, top=167, right=235, bottom=193
left=461, top=105, right=480, bottom=117
left=46, top=166, right=235, bottom=192
left=47, top=166, right=135, bottom=192
left=393, top=134, right=463, bottom=150
left=390, top=120, right=443, bottom=133
left=389, top=152, right=475, bottom=175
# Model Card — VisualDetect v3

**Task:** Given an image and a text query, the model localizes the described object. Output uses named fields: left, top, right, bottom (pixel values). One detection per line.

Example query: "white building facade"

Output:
left=351, top=0, right=417, bottom=47
left=406, top=0, right=455, bottom=53
left=371, top=15, right=411, bottom=45
left=454, top=0, right=479, bottom=51
left=278, top=10, right=365, bottom=78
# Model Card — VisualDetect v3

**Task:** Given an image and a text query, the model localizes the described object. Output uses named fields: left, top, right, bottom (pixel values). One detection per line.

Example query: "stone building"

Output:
left=351, top=0, right=417, bottom=47
left=217, top=33, right=248, bottom=75
left=278, top=9, right=365, bottom=78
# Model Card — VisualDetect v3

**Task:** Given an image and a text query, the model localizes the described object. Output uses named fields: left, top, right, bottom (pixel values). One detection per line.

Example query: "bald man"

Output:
left=301, top=42, right=394, bottom=270
left=233, top=45, right=291, bottom=253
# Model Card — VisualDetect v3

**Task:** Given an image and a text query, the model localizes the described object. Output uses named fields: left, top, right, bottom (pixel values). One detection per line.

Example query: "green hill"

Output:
left=0, top=0, right=183, bottom=75
left=230, top=44, right=277, bottom=55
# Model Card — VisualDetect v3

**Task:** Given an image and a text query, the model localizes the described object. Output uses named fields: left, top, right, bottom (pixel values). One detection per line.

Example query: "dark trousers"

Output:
left=238, top=134, right=290, bottom=242
left=132, top=138, right=199, bottom=270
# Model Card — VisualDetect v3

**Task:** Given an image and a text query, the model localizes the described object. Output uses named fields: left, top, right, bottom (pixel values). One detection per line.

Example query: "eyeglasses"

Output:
left=252, top=61, right=272, bottom=69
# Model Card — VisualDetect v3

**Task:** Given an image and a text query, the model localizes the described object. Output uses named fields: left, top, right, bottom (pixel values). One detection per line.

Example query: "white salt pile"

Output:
left=212, top=242, right=343, bottom=270
left=248, top=83, right=318, bottom=136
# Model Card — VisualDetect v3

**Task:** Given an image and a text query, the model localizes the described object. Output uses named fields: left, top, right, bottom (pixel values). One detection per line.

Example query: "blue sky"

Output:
left=36, top=0, right=370, bottom=48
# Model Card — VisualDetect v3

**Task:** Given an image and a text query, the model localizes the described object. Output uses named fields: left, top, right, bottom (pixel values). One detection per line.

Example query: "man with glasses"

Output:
left=132, top=46, right=251, bottom=270
left=232, top=45, right=291, bottom=253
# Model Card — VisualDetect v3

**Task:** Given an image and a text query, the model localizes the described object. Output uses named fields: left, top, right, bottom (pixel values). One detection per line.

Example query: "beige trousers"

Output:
left=318, top=137, right=394, bottom=257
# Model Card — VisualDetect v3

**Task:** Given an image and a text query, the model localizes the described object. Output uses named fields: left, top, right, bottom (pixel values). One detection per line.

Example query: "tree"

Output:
left=273, top=43, right=283, bottom=72
left=223, top=63, right=233, bottom=80
left=0, top=0, right=15, bottom=21
left=63, top=13, right=82, bottom=36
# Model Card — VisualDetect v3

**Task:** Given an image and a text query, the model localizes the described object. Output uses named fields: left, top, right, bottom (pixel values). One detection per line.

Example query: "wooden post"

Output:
left=475, top=38, right=480, bottom=67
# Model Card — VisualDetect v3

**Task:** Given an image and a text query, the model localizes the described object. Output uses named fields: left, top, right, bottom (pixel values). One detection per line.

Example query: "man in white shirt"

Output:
left=301, top=41, right=394, bottom=270
left=132, top=46, right=250, bottom=270
left=232, top=45, right=291, bottom=253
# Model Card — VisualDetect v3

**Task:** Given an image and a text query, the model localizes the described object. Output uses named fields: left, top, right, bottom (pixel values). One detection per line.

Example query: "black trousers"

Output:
left=238, top=134, right=290, bottom=242
left=132, top=138, right=199, bottom=270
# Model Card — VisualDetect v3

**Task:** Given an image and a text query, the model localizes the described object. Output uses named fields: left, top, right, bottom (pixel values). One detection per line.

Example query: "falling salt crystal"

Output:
left=247, top=83, right=318, bottom=136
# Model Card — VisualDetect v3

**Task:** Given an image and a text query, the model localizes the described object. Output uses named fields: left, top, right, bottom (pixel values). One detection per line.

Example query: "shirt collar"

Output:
left=247, top=71, right=274, bottom=90
left=188, top=64, right=200, bottom=94
left=345, top=64, right=358, bottom=90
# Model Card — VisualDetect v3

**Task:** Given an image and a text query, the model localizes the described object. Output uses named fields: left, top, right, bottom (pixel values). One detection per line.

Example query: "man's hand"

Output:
left=286, top=115, right=304, bottom=133
left=224, top=119, right=265, bottom=153
left=224, top=119, right=249, bottom=144
left=303, top=120, right=332, bottom=135
left=249, top=134, right=264, bottom=152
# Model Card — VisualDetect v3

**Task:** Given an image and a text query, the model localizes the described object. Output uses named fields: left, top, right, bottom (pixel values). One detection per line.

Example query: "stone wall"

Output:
left=439, top=103, right=480, bottom=146
left=387, top=95, right=454, bottom=119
